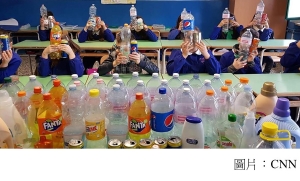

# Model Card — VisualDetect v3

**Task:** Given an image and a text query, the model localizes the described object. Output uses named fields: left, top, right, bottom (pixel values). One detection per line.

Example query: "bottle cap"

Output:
left=193, top=74, right=199, bottom=79
left=69, top=84, right=76, bottom=91
left=273, top=98, right=290, bottom=117
left=89, top=89, right=99, bottom=97
left=113, top=84, right=120, bottom=90
left=116, top=79, right=123, bottom=84
left=183, top=88, right=190, bottom=93
left=55, top=22, right=60, bottom=25
left=53, top=79, right=61, bottom=86
left=152, top=73, right=158, bottom=77
left=221, top=86, right=228, bottom=92
left=225, top=79, right=232, bottom=85
left=29, top=75, right=36, bottom=80
left=71, top=74, right=78, bottom=79
left=17, top=91, right=26, bottom=97
left=204, top=80, right=211, bottom=85
left=206, top=90, right=214, bottom=96
left=10, top=75, right=19, bottom=82
left=159, top=88, right=166, bottom=94
left=228, top=114, right=236, bottom=122
left=34, top=86, right=42, bottom=93
left=161, top=79, right=168, bottom=84
left=186, top=116, right=202, bottom=124
left=92, top=72, right=99, bottom=78
left=136, top=92, right=143, bottom=100
left=137, top=80, right=144, bottom=85
left=74, top=81, right=80, bottom=85
left=51, top=75, right=57, bottom=80
left=113, top=73, right=119, bottom=78
left=261, top=122, right=278, bottom=137
left=173, top=73, right=179, bottom=78
left=43, top=93, right=51, bottom=100
left=244, top=85, right=252, bottom=92
left=183, top=80, right=189, bottom=84
left=4, top=77, right=11, bottom=83
left=132, top=72, right=139, bottom=76
left=97, top=79, right=104, bottom=84
left=239, top=77, right=249, bottom=84
left=214, top=74, right=220, bottom=78
left=260, top=82, right=277, bottom=97
left=124, top=23, right=128, bottom=27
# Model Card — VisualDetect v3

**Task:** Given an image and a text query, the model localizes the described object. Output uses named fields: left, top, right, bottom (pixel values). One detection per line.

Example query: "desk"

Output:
left=73, top=40, right=113, bottom=57
left=12, top=40, right=49, bottom=51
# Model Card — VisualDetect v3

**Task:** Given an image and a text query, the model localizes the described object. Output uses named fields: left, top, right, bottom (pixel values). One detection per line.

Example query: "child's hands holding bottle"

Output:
left=59, top=44, right=75, bottom=59
left=0, top=49, right=13, bottom=68
left=217, top=19, right=229, bottom=28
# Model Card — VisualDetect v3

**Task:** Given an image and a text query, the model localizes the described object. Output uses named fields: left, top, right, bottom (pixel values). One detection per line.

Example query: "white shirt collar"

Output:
left=181, top=49, right=202, bottom=55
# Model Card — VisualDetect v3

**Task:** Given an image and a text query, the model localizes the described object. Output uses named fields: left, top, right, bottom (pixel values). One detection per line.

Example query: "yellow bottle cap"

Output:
left=261, top=122, right=278, bottom=137
left=89, top=89, right=99, bottom=97
left=124, top=23, right=128, bottom=27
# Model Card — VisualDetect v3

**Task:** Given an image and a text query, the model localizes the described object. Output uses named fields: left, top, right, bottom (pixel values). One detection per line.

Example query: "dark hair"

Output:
left=130, top=15, right=155, bottom=40
left=0, top=29, right=12, bottom=42
left=175, top=15, right=182, bottom=29
left=40, top=11, right=54, bottom=18
left=87, top=16, right=106, bottom=41
left=115, top=32, right=136, bottom=44
left=239, top=27, right=259, bottom=39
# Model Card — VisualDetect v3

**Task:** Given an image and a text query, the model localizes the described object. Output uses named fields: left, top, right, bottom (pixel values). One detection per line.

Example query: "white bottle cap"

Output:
left=204, top=80, right=211, bottom=85
left=214, top=74, right=220, bottom=78
left=97, top=79, right=104, bottom=84
left=29, top=75, right=36, bottom=80
left=116, top=79, right=123, bottom=84
left=132, top=72, right=139, bottom=76
left=173, top=73, right=179, bottom=78
left=74, top=81, right=81, bottom=85
left=183, top=88, right=190, bottom=93
left=71, top=74, right=78, bottom=79
left=92, top=73, right=99, bottom=78
left=113, top=84, right=120, bottom=90
left=137, top=80, right=144, bottom=85
left=69, top=84, right=76, bottom=90
left=113, top=73, right=119, bottom=78
left=161, top=79, right=168, bottom=84
left=183, top=80, right=189, bottom=84
left=152, top=73, right=158, bottom=77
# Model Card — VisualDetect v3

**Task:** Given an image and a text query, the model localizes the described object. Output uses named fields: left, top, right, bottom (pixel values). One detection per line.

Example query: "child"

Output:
left=130, top=16, right=158, bottom=42
left=38, top=32, right=84, bottom=76
left=280, top=40, right=300, bottom=73
left=167, top=15, right=184, bottom=40
left=166, top=27, right=221, bottom=75
left=39, top=11, right=62, bottom=41
left=97, top=32, right=159, bottom=75
left=0, top=31, right=21, bottom=83
left=248, top=15, right=274, bottom=73
left=210, top=13, right=243, bottom=40
left=219, top=27, right=262, bottom=74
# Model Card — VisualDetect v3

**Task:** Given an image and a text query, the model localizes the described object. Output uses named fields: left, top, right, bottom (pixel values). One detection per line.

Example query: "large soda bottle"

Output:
left=40, top=4, right=48, bottom=30
left=222, top=8, right=230, bottom=33
left=126, top=72, right=140, bottom=96
left=181, top=8, right=187, bottom=20
left=151, top=88, right=174, bottom=140
left=146, top=73, right=161, bottom=101
left=239, top=29, right=252, bottom=61
left=49, top=79, right=67, bottom=111
left=182, top=11, right=194, bottom=32
left=254, top=0, right=265, bottom=26
left=49, top=22, right=62, bottom=59
left=130, top=5, right=137, bottom=24
left=37, top=93, right=65, bottom=148
left=0, top=77, right=20, bottom=102
left=120, top=24, right=131, bottom=61
left=24, top=75, right=44, bottom=98
left=88, top=4, right=97, bottom=31
left=128, top=93, right=151, bottom=143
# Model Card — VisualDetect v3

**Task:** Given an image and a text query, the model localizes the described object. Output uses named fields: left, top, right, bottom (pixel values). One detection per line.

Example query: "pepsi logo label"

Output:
left=150, top=110, right=174, bottom=132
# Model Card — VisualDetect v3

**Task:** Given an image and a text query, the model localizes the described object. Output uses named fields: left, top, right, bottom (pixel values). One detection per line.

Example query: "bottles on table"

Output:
left=87, top=72, right=100, bottom=91
left=45, top=75, right=58, bottom=93
left=211, top=73, right=224, bottom=96
left=127, top=72, right=139, bottom=96
left=233, top=77, right=250, bottom=97
left=168, top=73, right=182, bottom=96
left=24, top=75, right=44, bottom=98
left=49, top=79, right=67, bottom=110
left=224, top=79, right=236, bottom=100
left=189, top=74, right=202, bottom=92
left=0, top=77, right=20, bottom=102
left=240, top=111, right=257, bottom=148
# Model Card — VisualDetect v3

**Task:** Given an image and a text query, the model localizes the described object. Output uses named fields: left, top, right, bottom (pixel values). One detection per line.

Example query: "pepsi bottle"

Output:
left=182, top=10, right=194, bottom=32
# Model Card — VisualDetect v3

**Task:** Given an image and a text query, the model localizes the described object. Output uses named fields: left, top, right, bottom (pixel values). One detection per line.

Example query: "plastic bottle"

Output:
left=211, top=74, right=224, bottom=96
left=49, top=79, right=67, bottom=111
left=107, top=73, right=120, bottom=90
left=151, top=88, right=174, bottom=140
left=24, top=75, right=44, bottom=98
left=181, top=8, right=187, bottom=20
left=91, top=78, right=107, bottom=102
left=222, top=8, right=230, bottom=33
left=252, top=122, right=289, bottom=149
left=13, top=91, right=30, bottom=124
left=88, top=4, right=97, bottom=31
left=66, top=74, right=85, bottom=90
left=217, top=114, right=243, bottom=148
left=217, top=86, right=234, bottom=121
left=128, top=93, right=151, bottom=143
left=146, top=73, right=161, bottom=101
left=240, top=111, right=257, bottom=148
left=127, top=72, right=140, bottom=96
left=130, top=80, right=151, bottom=107
left=173, top=88, right=197, bottom=136
left=106, top=84, right=129, bottom=142
left=87, top=72, right=100, bottom=90
left=168, top=73, right=182, bottom=97
left=116, top=79, right=129, bottom=103
left=130, top=5, right=137, bottom=22
left=37, top=93, right=65, bottom=148
left=254, top=0, right=265, bottom=26
left=176, top=79, right=195, bottom=101
left=182, top=10, right=194, bottom=32
left=196, top=79, right=216, bottom=102
left=181, top=116, right=204, bottom=148
left=239, top=29, right=253, bottom=61
left=233, top=85, right=256, bottom=127
left=156, top=79, right=175, bottom=103
left=40, top=4, right=48, bottom=29
left=45, top=75, right=58, bottom=93
left=120, top=24, right=131, bottom=60
left=233, top=77, right=250, bottom=97
left=10, top=75, right=25, bottom=91
left=34, top=135, right=53, bottom=148
left=224, top=79, right=236, bottom=100
left=85, top=89, right=106, bottom=148
left=0, top=77, right=20, bottom=102
left=255, top=98, right=300, bottom=149
left=49, top=22, right=62, bottom=60
left=0, top=117, right=14, bottom=148
left=254, top=82, right=278, bottom=119
left=189, top=74, right=202, bottom=92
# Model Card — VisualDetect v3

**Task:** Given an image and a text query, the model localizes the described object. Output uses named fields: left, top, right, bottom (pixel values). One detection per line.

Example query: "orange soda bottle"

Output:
left=49, top=22, right=62, bottom=59
left=34, top=135, right=53, bottom=149
left=128, top=92, right=151, bottom=143
left=37, top=93, right=65, bottom=148
left=49, top=79, right=67, bottom=111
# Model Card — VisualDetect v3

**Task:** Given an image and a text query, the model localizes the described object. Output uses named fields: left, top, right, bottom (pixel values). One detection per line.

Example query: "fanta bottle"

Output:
left=37, top=93, right=65, bottom=148
left=49, top=22, right=62, bottom=59
left=49, top=79, right=67, bottom=111
left=128, top=93, right=151, bottom=143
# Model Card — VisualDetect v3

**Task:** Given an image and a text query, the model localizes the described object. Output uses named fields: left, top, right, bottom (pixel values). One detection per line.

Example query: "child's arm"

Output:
left=259, top=28, right=273, bottom=41
left=97, top=55, right=115, bottom=75
left=0, top=51, right=21, bottom=82
left=280, top=41, right=300, bottom=67
left=144, top=28, right=158, bottom=42
left=68, top=53, right=85, bottom=77
left=236, top=25, right=244, bottom=35
left=136, top=53, right=159, bottom=74
left=167, top=28, right=181, bottom=40
left=38, top=56, right=51, bottom=77
left=38, top=26, right=50, bottom=41
left=166, top=49, right=188, bottom=75
left=210, top=19, right=227, bottom=40
left=103, top=29, right=115, bottom=42
left=247, top=56, right=262, bottom=74
left=78, top=29, right=88, bottom=43
left=204, top=50, right=221, bottom=75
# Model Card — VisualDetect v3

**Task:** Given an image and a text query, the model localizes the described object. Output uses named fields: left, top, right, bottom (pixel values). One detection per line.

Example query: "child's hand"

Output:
left=231, top=20, right=240, bottom=27
left=113, top=52, right=126, bottom=66
left=181, top=42, right=191, bottom=58
left=129, top=52, right=141, bottom=64
left=297, top=41, right=300, bottom=49
left=46, top=45, right=59, bottom=54
left=0, top=50, right=13, bottom=68
left=218, top=19, right=229, bottom=27
left=247, top=50, right=258, bottom=63
left=195, top=41, right=210, bottom=59
left=233, top=56, right=247, bottom=69
left=99, top=21, right=106, bottom=29
left=143, top=24, right=148, bottom=31
left=178, top=21, right=183, bottom=30
left=261, top=18, right=269, bottom=29
left=248, top=19, right=257, bottom=27
left=59, top=44, right=72, bottom=55
left=84, top=21, right=93, bottom=31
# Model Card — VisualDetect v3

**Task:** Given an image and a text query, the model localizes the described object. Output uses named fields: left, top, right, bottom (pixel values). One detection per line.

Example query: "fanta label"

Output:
left=182, top=19, right=194, bottom=31
left=50, top=33, right=61, bottom=41
left=85, top=120, right=105, bottom=141
left=128, top=116, right=150, bottom=135
left=38, top=115, right=63, bottom=135
left=151, top=110, right=174, bottom=132
left=216, top=136, right=236, bottom=148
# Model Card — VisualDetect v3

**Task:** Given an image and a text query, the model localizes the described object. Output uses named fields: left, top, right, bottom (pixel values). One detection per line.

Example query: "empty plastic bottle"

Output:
left=91, top=79, right=107, bottom=102
left=182, top=10, right=194, bottom=32
left=233, top=77, right=250, bottom=97
left=45, top=75, right=58, bottom=93
left=88, top=4, right=97, bottom=31
left=24, top=75, right=44, bottom=98
left=107, top=73, right=120, bottom=90
left=130, top=80, right=151, bottom=107
left=239, top=29, right=253, bottom=61
left=130, top=5, right=137, bottom=22
left=120, top=24, right=131, bottom=61
left=254, top=0, right=265, bottom=26
left=176, top=80, right=195, bottom=100
left=87, top=72, right=99, bottom=91
left=116, top=79, right=129, bottom=102
left=0, top=77, right=20, bottom=102
left=222, top=8, right=230, bottom=33
left=156, top=79, right=175, bottom=102
left=196, top=79, right=216, bottom=103
left=241, top=111, right=257, bottom=148
left=146, top=73, right=161, bottom=101
left=181, top=8, right=187, bottom=20
left=168, top=73, right=182, bottom=96
left=189, top=74, right=203, bottom=92
left=40, top=4, right=48, bottom=29
left=211, top=74, right=224, bottom=96
left=127, top=72, right=140, bottom=96
left=224, top=79, right=236, bottom=100
left=10, top=75, right=25, bottom=91
left=67, top=74, right=85, bottom=90
left=217, top=86, right=234, bottom=121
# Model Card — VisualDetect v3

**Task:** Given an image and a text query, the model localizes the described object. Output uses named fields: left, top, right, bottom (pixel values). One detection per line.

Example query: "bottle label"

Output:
left=182, top=20, right=194, bottom=31
left=241, top=37, right=252, bottom=46
left=199, top=107, right=213, bottom=114
left=151, top=110, right=174, bottom=132
left=130, top=10, right=137, bottom=17
left=38, top=114, right=63, bottom=135
left=217, top=136, right=236, bottom=148
left=175, top=115, right=186, bottom=124
left=128, top=116, right=150, bottom=135
left=85, top=120, right=105, bottom=140
left=113, top=106, right=127, bottom=110
left=50, top=32, right=62, bottom=42
left=222, top=14, right=230, bottom=19
left=186, top=138, right=198, bottom=145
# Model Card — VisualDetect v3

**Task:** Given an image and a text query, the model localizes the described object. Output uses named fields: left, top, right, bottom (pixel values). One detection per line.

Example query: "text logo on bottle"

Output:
left=43, top=119, right=62, bottom=132
left=182, top=20, right=194, bottom=31
left=52, top=34, right=61, bottom=40
left=151, top=110, right=174, bottom=132
left=128, top=117, right=150, bottom=135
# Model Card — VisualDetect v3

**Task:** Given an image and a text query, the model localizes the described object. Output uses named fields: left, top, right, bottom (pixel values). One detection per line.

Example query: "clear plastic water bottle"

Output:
left=10, top=75, right=25, bottom=91
left=224, top=79, right=236, bottom=100
left=217, top=86, right=234, bottom=121
left=130, top=5, right=137, bottom=22
left=233, top=77, right=250, bottom=97
left=130, top=80, right=151, bottom=107
left=211, top=74, right=224, bottom=96
left=74, top=81, right=87, bottom=99
left=189, top=74, right=202, bottom=92
left=254, top=0, right=265, bottom=26
left=222, top=8, right=230, bottom=33
left=106, top=84, right=129, bottom=142
left=146, top=73, right=161, bottom=101
left=40, top=4, right=48, bottom=29
left=45, top=75, right=57, bottom=93
left=173, top=88, right=197, bottom=136
left=66, top=74, right=85, bottom=90
left=107, top=73, right=120, bottom=90
left=91, top=79, right=107, bottom=102
left=151, top=88, right=174, bottom=140
left=239, top=29, right=253, bottom=61
left=182, top=10, right=194, bottom=32
left=87, top=72, right=99, bottom=91
left=196, top=80, right=216, bottom=103
left=116, top=79, right=129, bottom=102
left=88, top=4, right=97, bottom=31
left=156, top=79, right=175, bottom=103
left=24, top=75, right=44, bottom=98
left=176, top=80, right=195, bottom=100
left=181, top=8, right=187, bottom=20
left=120, top=24, right=131, bottom=61
left=168, top=73, right=182, bottom=96
left=13, top=91, right=30, bottom=123
left=127, top=72, right=140, bottom=96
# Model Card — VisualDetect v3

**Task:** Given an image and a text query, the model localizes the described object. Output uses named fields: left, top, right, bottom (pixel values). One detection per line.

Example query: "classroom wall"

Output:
left=0, top=0, right=228, bottom=38
left=229, top=0, right=288, bottom=39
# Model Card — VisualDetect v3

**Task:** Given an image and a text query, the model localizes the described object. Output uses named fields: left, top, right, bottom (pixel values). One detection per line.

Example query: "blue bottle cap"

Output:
left=186, top=116, right=202, bottom=124
left=193, top=74, right=199, bottom=79
left=244, top=85, right=252, bottom=92
left=159, top=87, right=166, bottom=94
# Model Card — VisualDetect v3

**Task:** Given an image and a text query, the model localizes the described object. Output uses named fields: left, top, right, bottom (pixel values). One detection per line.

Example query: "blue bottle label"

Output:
left=151, top=110, right=174, bottom=132
left=182, top=20, right=194, bottom=31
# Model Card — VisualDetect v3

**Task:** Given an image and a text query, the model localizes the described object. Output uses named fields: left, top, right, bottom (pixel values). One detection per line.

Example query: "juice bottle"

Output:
left=34, top=135, right=53, bottom=149
left=49, top=79, right=67, bottom=111
left=26, top=86, right=44, bottom=147
left=128, top=93, right=151, bottom=143
left=37, top=93, right=65, bottom=148
left=49, top=22, right=62, bottom=59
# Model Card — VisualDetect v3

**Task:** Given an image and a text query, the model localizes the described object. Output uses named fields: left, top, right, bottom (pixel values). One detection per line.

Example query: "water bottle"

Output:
left=91, top=79, right=108, bottom=102
left=239, top=29, right=253, bottom=61
left=45, top=75, right=57, bottom=93
left=127, top=72, right=140, bottom=96
left=176, top=80, right=195, bottom=101
left=116, top=79, right=129, bottom=102
left=107, top=73, right=120, bottom=90
left=87, top=72, right=99, bottom=91
left=181, top=8, right=187, bottom=20
left=106, top=84, right=129, bottom=142
left=0, top=77, right=20, bottom=102
left=196, top=80, right=216, bottom=103
left=130, top=5, right=137, bottom=22
left=222, top=8, right=230, bottom=33
left=233, top=77, right=250, bottom=97
left=130, top=80, right=150, bottom=107
left=13, top=91, right=30, bottom=126
left=146, top=73, right=161, bottom=101
left=217, top=86, right=234, bottom=121
left=168, top=73, right=182, bottom=97
left=254, top=0, right=265, bottom=26
left=88, top=4, right=97, bottom=31
left=182, top=10, right=194, bottom=32
left=224, top=79, right=236, bottom=101
left=74, top=80, right=87, bottom=100
left=24, top=75, right=44, bottom=98
left=241, top=111, right=256, bottom=148
left=211, top=74, right=224, bottom=96
left=151, top=88, right=174, bottom=140
left=120, top=24, right=131, bottom=61
left=189, top=74, right=203, bottom=93
left=40, top=4, right=48, bottom=29
left=156, top=79, right=175, bottom=103
left=66, top=74, right=85, bottom=91
left=10, top=75, right=25, bottom=91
